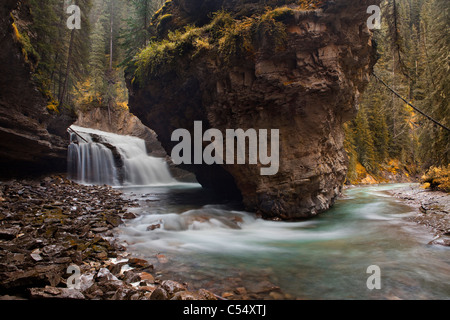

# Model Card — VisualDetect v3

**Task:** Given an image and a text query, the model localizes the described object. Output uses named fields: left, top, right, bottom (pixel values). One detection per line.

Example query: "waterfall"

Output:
left=67, top=125, right=176, bottom=186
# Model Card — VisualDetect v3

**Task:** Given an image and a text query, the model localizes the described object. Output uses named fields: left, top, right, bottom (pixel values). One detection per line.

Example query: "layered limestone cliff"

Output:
left=0, top=0, right=73, bottom=177
left=127, top=0, right=380, bottom=219
left=75, top=107, right=167, bottom=158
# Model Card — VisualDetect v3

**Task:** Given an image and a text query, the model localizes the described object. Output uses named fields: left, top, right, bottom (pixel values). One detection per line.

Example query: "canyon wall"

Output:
left=127, top=0, right=380, bottom=219
left=0, top=0, right=73, bottom=177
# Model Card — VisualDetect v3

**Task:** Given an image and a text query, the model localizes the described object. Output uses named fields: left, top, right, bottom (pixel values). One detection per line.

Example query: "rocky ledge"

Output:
left=391, top=185, right=450, bottom=246
left=127, top=0, right=380, bottom=220
left=0, top=176, right=216, bottom=300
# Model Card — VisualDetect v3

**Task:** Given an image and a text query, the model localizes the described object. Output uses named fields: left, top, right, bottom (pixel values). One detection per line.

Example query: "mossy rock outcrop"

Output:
left=127, top=0, right=380, bottom=219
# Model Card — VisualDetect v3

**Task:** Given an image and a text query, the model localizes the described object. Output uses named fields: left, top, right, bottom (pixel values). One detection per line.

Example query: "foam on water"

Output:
left=68, top=125, right=176, bottom=186
left=117, top=183, right=450, bottom=299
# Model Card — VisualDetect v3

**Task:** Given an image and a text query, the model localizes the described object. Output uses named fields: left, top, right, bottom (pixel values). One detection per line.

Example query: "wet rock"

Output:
left=161, top=280, right=186, bottom=296
left=83, top=284, right=104, bottom=299
left=156, top=254, right=168, bottom=264
left=79, top=273, right=95, bottom=292
left=41, top=245, right=65, bottom=257
left=0, top=264, right=64, bottom=290
left=269, top=291, right=285, bottom=300
left=170, top=290, right=199, bottom=300
left=139, top=284, right=157, bottom=293
left=122, top=212, right=137, bottom=220
left=234, top=287, right=247, bottom=295
left=247, top=280, right=279, bottom=294
left=146, top=223, right=161, bottom=231
left=91, top=227, right=109, bottom=233
left=97, top=268, right=119, bottom=282
left=128, top=258, right=152, bottom=269
left=429, top=236, right=450, bottom=247
left=391, top=186, right=450, bottom=246
left=150, top=287, right=169, bottom=300
left=96, top=251, right=108, bottom=260
left=107, top=261, right=129, bottom=276
left=111, top=287, right=132, bottom=300
left=221, top=292, right=234, bottom=299
left=0, top=227, right=20, bottom=240
left=140, top=272, right=155, bottom=284
left=46, top=272, right=61, bottom=287
left=0, top=176, right=214, bottom=300
left=123, top=270, right=141, bottom=284
left=106, top=216, right=122, bottom=228
left=99, top=280, right=125, bottom=293
left=29, top=286, right=85, bottom=299
left=197, top=289, right=218, bottom=300
left=30, top=249, right=43, bottom=262
left=0, top=295, right=26, bottom=300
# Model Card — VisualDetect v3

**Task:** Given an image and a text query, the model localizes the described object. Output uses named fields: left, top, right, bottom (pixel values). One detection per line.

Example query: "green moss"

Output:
left=135, top=25, right=201, bottom=81
left=154, top=0, right=172, bottom=17
left=265, top=7, right=296, bottom=22
left=134, top=7, right=298, bottom=84
left=156, top=14, right=173, bottom=34
left=159, top=13, right=173, bottom=25
left=11, top=21, right=40, bottom=69
left=46, top=101, right=60, bottom=114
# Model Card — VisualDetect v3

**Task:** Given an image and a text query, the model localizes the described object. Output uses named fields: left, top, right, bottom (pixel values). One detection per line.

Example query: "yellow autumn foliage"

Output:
left=421, top=165, right=450, bottom=193
left=46, top=101, right=59, bottom=114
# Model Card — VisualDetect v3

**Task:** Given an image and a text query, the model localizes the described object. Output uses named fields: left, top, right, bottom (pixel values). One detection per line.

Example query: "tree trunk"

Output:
left=144, top=0, right=149, bottom=46
left=109, top=0, right=113, bottom=72
left=59, top=29, right=75, bottom=105
left=108, top=0, right=114, bottom=125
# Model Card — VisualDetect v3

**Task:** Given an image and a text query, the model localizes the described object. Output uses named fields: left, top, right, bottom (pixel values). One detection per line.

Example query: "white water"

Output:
left=67, top=125, right=176, bottom=186
left=118, top=184, right=450, bottom=299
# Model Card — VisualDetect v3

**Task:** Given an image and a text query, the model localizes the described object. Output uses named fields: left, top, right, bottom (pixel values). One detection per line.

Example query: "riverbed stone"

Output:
left=392, top=186, right=450, bottom=246
left=161, top=280, right=186, bottom=296
left=150, top=287, right=169, bottom=300
left=128, top=258, right=152, bottom=269
left=29, top=286, right=85, bottom=299
left=122, top=212, right=137, bottom=220
left=0, top=227, right=20, bottom=240
left=170, top=290, right=200, bottom=300
left=0, top=175, right=219, bottom=300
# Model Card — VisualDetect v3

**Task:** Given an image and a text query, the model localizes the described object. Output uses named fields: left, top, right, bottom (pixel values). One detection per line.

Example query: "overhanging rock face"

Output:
left=127, top=0, right=380, bottom=219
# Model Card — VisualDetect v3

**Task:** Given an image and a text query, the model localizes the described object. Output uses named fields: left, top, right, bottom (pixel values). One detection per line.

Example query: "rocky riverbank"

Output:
left=0, top=176, right=216, bottom=300
left=390, top=184, right=450, bottom=246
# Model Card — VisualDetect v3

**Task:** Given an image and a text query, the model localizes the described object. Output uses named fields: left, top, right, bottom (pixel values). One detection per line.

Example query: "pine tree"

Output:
left=418, top=0, right=450, bottom=166
left=344, top=123, right=359, bottom=183
left=120, top=0, right=164, bottom=65
left=75, top=0, right=130, bottom=112
left=354, top=108, right=377, bottom=172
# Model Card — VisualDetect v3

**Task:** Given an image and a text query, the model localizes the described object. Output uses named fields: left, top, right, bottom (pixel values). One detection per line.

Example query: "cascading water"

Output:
left=67, top=125, right=176, bottom=186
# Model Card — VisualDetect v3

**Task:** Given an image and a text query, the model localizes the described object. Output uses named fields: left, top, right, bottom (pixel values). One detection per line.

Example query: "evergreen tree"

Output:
left=120, top=0, right=164, bottom=65
left=353, top=108, right=377, bottom=172
left=418, top=0, right=450, bottom=166
left=21, top=0, right=92, bottom=108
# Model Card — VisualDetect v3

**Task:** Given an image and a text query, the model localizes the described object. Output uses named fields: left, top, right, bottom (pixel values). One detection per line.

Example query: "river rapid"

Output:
left=117, top=183, right=449, bottom=300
